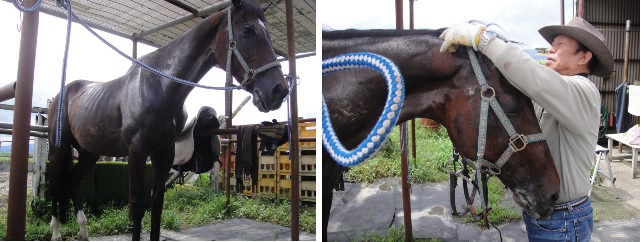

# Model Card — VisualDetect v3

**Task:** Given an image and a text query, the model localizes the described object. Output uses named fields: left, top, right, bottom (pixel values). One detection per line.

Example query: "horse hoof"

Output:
left=78, top=234, right=90, bottom=241
left=51, top=236, right=62, bottom=241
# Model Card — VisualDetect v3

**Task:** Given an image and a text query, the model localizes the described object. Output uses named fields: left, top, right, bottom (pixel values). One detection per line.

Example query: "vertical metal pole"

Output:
left=285, top=0, right=300, bottom=240
left=408, top=0, right=416, bottom=162
left=131, top=34, right=138, bottom=59
left=7, top=0, right=39, bottom=239
left=577, top=0, right=584, bottom=18
left=560, top=0, right=565, bottom=24
left=623, top=20, right=631, bottom=83
left=396, top=1, right=412, bottom=241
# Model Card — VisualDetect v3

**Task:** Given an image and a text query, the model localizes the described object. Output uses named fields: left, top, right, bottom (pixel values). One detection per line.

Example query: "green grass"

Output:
left=344, top=120, right=521, bottom=225
left=345, top=225, right=440, bottom=242
left=345, top=122, right=455, bottom=183
left=0, top=174, right=315, bottom=240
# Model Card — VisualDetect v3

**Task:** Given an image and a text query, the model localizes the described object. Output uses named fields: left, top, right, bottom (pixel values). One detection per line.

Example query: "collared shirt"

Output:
left=482, top=38, right=601, bottom=203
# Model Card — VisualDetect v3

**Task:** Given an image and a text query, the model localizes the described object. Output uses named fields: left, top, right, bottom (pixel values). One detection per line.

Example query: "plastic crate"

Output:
left=299, top=148, right=315, bottom=175
left=259, top=155, right=276, bottom=172
left=258, top=177, right=277, bottom=196
left=300, top=180, right=316, bottom=202
left=277, top=149, right=292, bottom=173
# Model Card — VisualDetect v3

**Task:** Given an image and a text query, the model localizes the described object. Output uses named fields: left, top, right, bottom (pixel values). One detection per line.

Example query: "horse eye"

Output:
left=241, top=26, right=255, bottom=36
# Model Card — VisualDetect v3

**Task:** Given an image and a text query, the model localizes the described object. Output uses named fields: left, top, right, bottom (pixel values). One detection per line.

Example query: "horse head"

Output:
left=434, top=47, right=560, bottom=219
left=322, top=29, right=560, bottom=220
left=213, top=0, right=288, bottom=112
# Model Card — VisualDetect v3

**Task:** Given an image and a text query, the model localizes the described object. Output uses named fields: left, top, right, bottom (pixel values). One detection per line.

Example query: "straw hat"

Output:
left=538, top=17, right=614, bottom=78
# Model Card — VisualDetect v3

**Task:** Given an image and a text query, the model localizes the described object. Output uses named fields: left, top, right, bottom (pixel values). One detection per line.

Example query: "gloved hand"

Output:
left=439, top=22, right=487, bottom=52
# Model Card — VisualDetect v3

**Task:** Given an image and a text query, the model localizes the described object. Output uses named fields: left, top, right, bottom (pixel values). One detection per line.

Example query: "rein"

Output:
left=321, top=52, right=405, bottom=166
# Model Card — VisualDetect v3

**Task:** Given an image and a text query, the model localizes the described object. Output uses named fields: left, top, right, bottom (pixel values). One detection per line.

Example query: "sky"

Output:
left=0, top=1, right=319, bottom=142
left=321, top=0, right=577, bottom=50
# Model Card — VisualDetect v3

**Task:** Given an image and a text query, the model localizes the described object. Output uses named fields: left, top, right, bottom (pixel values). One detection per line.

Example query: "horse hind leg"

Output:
left=48, top=138, right=74, bottom=240
left=70, top=150, right=100, bottom=241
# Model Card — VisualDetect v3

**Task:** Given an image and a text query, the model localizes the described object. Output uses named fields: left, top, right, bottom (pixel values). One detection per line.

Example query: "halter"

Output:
left=453, top=48, right=547, bottom=228
left=226, top=7, right=282, bottom=89
left=463, top=48, right=546, bottom=175
left=321, top=52, right=405, bottom=166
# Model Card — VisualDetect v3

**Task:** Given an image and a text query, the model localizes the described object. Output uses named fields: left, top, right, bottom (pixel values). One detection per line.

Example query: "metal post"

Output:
left=560, top=0, right=565, bottom=24
left=409, top=0, right=416, bottom=162
left=285, top=0, right=300, bottom=240
left=396, top=1, right=412, bottom=241
left=623, top=20, right=631, bottom=83
left=7, top=0, right=39, bottom=239
left=577, top=0, right=584, bottom=18
left=131, top=34, right=138, bottom=59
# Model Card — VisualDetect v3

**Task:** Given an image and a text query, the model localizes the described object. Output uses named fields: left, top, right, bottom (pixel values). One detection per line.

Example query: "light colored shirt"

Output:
left=482, top=38, right=601, bottom=203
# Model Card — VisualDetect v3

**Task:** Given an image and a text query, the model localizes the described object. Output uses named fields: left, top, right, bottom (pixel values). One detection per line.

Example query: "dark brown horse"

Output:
left=322, top=29, right=560, bottom=240
left=47, top=0, right=288, bottom=240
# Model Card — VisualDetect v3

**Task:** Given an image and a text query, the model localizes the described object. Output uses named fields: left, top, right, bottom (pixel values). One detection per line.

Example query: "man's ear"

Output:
left=578, top=50, right=593, bottom=66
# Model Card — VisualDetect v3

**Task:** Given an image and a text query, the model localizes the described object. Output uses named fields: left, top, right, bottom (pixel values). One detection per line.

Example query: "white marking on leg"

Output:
left=77, top=210, right=89, bottom=240
left=50, top=216, right=62, bottom=241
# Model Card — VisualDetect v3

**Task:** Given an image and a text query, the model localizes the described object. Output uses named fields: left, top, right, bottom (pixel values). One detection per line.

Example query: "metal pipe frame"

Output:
left=0, top=122, right=48, bottom=133
left=7, top=0, right=39, bottom=239
left=0, top=81, right=16, bottom=103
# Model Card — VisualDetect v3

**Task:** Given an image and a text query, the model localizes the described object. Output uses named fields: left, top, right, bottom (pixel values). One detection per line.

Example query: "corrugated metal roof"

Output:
left=7, top=0, right=316, bottom=58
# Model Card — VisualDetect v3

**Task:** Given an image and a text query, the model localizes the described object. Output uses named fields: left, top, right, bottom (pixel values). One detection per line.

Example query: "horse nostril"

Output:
left=550, top=191, right=559, bottom=204
left=273, top=82, right=288, bottom=100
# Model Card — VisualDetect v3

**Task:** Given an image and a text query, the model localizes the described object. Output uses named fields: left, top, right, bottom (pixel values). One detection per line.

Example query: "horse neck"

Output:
left=136, top=12, right=225, bottom=106
left=323, top=30, right=467, bottom=125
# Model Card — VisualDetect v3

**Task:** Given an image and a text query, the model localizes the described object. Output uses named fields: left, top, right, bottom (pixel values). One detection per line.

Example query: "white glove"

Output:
left=439, top=22, right=486, bottom=52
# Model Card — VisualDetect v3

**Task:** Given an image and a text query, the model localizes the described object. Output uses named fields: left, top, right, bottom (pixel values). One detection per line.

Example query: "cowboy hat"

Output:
left=538, top=17, right=614, bottom=78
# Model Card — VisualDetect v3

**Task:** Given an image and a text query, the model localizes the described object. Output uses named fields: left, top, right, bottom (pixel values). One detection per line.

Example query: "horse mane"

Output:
left=323, top=28, right=447, bottom=39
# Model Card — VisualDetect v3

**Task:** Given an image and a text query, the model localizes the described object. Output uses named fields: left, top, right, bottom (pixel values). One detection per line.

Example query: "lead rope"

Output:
left=322, top=52, right=404, bottom=166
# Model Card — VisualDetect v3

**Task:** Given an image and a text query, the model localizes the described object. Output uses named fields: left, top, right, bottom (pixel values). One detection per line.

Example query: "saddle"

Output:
left=173, top=106, right=222, bottom=174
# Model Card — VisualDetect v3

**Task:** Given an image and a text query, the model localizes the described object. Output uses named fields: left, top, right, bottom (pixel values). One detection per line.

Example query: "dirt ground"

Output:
left=0, top=172, right=32, bottom=212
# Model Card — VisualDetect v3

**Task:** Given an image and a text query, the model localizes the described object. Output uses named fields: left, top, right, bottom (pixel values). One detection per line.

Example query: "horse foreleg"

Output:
left=127, top=151, right=148, bottom=241
left=50, top=216, right=62, bottom=241
left=322, top=190, right=333, bottom=242
left=71, top=151, right=99, bottom=241
left=149, top=148, right=174, bottom=241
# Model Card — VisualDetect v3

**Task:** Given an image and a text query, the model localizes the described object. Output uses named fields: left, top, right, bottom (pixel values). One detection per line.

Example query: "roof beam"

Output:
left=164, top=0, right=201, bottom=17
left=134, top=0, right=231, bottom=39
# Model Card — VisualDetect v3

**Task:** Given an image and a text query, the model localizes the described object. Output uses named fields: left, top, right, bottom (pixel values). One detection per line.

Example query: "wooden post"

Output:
left=31, top=113, right=48, bottom=201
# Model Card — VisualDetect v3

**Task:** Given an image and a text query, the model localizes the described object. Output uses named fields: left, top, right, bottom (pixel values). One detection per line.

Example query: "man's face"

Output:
left=545, top=35, right=588, bottom=76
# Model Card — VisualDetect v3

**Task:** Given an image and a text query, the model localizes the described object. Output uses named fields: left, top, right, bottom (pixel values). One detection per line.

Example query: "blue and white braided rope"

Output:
left=322, top=52, right=405, bottom=166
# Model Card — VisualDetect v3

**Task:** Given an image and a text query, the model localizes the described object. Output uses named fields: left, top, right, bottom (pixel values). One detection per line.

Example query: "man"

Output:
left=440, top=17, right=613, bottom=241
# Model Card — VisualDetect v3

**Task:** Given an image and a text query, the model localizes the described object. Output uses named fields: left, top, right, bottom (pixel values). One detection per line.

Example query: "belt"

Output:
left=553, top=196, right=588, bottom=211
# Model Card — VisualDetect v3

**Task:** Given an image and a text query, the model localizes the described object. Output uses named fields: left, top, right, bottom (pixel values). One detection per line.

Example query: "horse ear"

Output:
left=232, top=0, right=243, bottom=8
left=261, top=2, right=272, bottom=13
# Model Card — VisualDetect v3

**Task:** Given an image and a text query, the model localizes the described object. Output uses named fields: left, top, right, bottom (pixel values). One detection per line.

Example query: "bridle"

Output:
left=225, top=6, right=282, bottom=89
left=450, top=48, right=547, bottom=230
left=462, top=48, right=546, bottom=175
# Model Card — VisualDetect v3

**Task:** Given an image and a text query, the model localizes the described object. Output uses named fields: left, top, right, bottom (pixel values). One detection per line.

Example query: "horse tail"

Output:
left=47, top=90, right=74, bottom=224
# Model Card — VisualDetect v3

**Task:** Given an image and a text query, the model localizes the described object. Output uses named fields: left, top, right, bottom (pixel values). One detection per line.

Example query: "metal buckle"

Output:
left=229, top=40, right=237, bottom=49
left=509, top=134, right=527, bottom=152
left=245, top=69, right=256, bottom=80
left=480, top=86, right=495, bottom=99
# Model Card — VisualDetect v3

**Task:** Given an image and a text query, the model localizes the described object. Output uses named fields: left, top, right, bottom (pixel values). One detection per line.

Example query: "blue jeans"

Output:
left=523, top=196, right=593, bottom=242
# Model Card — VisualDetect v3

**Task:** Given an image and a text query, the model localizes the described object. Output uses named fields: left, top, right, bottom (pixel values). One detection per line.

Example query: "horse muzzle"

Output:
left=512, top=189, right=558, bottom=219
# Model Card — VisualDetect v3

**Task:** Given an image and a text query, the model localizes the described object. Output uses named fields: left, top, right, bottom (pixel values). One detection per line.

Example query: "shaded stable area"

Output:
left=3, top=0, right=315, bottom=240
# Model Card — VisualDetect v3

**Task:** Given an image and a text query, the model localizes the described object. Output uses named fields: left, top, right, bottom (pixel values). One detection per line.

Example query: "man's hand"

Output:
left=439, top=22, right=486, bottom=52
